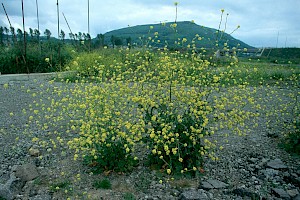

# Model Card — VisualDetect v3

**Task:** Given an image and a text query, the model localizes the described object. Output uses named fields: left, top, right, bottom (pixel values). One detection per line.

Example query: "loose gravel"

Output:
left=0, top=79, right=299, bottom=200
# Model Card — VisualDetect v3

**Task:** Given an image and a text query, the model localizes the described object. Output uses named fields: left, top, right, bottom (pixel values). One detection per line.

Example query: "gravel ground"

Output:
left=0, top=79, right=300, bottom=200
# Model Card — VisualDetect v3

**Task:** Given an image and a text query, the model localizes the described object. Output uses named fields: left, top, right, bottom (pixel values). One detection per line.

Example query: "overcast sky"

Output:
left=0, top=0, right=299, bottom=48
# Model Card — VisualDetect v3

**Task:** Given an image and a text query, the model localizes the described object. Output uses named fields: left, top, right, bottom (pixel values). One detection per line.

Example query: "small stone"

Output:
left=200, top=181, right=214, bottom=190
left=267, top=159, right=287, bottom=169
left=15, top=163, right=39, bottom=182
left=261, top=168, right=279, bottom=178
left=206, top=179, right=228, bottom=189
left=271, top=188, right=290, bottom=199
left=287, top=189, right=299, bottom=197
left=258, top=158, right=268, bottom=168
left=29, top=147, right=40, bottom=157
left=248, top=158, right=258, bottom=163
left=232, top=188, right=260, bottom=198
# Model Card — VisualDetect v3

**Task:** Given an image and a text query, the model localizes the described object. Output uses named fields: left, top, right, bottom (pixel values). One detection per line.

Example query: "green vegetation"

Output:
left=260, top=48, right=300, bottom=64
left=92, top=179, right=112, bottom=189
left=49, top=180, right=72, bottom=192
left=123, top=192, right=136, bottom=200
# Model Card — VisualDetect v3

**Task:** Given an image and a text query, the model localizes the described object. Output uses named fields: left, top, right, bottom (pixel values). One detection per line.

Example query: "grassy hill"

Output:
left=103, top=21, right=253, bottom=49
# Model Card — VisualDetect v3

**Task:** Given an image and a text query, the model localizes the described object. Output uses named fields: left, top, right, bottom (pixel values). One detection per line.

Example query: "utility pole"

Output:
left=57, top=0, right=60, bottom=38
left=21, top=0, right=26, bottom=58
left=57, top=0, right=61, bottom=70
left=88, top=0, right=91, bottom=52
left=36, top=0, right=41, bottom=54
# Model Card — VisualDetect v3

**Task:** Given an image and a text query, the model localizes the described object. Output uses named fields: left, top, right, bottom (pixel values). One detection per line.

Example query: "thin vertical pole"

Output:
left=88, top=0, right=90, bottom=35
left=57, top=0, right=60, bottom=38
left=88, top=0, right=91, bottom=52
left=57, top=0, right=61, bottom=69
left=1, top=3, right=16, bottom=43
left=2, top=3, right=12, bottom=27
left=63, top=12, right=73, bottom=36
left=21, top=0, right=26, bottom=58
left=35, top=0, right=41, bottom=54
left=36, top=0, right=40, bottom=32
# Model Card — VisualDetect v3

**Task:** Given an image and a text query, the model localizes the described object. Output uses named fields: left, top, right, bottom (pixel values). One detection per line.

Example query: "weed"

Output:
left=280, top=123, right=300, bottom=155
left=92, top=179, right=112, bottom=189
left=123, top=192, right=136, bottom=200
left=49, top=180, right=72, bottom=192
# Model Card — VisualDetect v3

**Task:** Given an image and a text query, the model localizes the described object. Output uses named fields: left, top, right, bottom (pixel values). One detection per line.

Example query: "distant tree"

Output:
left=69, top=33, right=73, bottom=39
left=97, top=33, right=105, bottom=48
left=34, top=29, right=40, bottom=42
left=78, top=32, right=83, bottom=41
left=85, top=33, right=91, bottom=43
left=86, top=33, right=91, bottom=40
left=60, top=30, right=65, bottom=42
left=10, top=27, right=17, bottom=44
left=44, top=29, right=51, bottom=40
left=111, top=35, right=115, bottom=48
left=17, top=28, right=23, bottom=42
left=29, top=28, right=34, bottom=40
left=0, top=26, right=4, bottom=45
left=4, top=27, right=9, bottom=45
left=10, top=26, right=15, bottom=36
left=115, top=37, right=123, bottom=46
left=126, top=37, right=132, bottom=48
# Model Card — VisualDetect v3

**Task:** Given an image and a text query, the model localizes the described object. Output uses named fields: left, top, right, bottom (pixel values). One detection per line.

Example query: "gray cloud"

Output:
left=0, top=0, right=299, bottom=47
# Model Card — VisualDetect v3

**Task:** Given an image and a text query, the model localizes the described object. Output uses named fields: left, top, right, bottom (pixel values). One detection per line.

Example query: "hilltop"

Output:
left=102, top=21, right=253, bottom=49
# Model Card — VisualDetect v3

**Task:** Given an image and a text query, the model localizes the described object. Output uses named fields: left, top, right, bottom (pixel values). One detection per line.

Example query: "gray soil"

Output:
left=0, top=79, right=300, bottom=200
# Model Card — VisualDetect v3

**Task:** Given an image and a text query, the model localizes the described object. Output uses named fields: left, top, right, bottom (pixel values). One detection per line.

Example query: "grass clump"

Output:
left=92, top=179, right=112, bottom=189
left=123, top=192, right=136, bottom=200
left=280, top=119, right=300, bottom=155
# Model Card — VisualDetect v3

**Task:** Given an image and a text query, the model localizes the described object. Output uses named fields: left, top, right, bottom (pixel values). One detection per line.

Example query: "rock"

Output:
left=248, top=157, right=258, bottom=164
left=15, top=163, right=39, bottom=182
left=287, top=189, right=299, bottom=197
left=271, top=188, right=291, bottom=199
left=261, top=168, right=279, bottom=178
left=206, top=179, right=228, bottom=189
left=200, top=181, right=214, bottom=190
left=29, top=147, right=40, bottom=157
left=232, top=188, right=260, bottom=199
left=283, top=175, right=300, bottom=188
left=258, top=158, right=268, bottom=168
left=0, top=173, right=26, bottom=200
left=267, top=159, right=287, bottom=169
left=294, top=194, right=300, bottom=200
left=179, top=189, right=209, bottom=200
left=0, top=184, right=14, bottom=200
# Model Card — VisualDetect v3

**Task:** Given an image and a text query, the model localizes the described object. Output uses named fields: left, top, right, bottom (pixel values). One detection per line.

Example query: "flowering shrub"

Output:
left=19, top=12, right=299, bottom=182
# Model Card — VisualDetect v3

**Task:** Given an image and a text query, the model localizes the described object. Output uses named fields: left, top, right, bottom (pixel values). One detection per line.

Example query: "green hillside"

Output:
left=103, top=21, right=253, bottom=49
